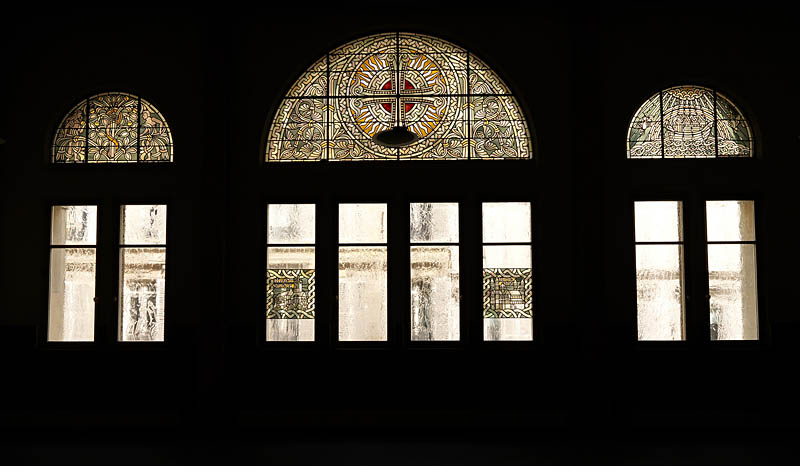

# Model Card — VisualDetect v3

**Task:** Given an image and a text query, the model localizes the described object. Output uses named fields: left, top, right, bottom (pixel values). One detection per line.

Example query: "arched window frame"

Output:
left=624, top=84, right=769, bottom=346
left=43, top=91, right=174, bottom=347
left=259, top=32, right=540, bottom=350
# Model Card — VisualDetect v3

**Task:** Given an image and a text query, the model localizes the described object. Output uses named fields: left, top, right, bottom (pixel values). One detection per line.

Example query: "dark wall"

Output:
left=1, top=9, right=797, bottom=464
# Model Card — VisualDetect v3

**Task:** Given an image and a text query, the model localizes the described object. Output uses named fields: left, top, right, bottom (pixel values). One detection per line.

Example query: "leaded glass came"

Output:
left=267, top=32, right=531, bottom=161
left=627, top=85, right=752, bottom=158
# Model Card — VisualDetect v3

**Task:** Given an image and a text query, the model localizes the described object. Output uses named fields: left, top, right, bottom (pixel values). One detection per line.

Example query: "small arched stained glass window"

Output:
left=627, top=85, right=752, bottom=158
left=52, top=92, right=173, bottom=163
left=267, top=32, right=532, bottom=161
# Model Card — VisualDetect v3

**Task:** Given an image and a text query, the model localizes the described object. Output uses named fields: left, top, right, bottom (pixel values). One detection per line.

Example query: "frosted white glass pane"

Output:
left=410, top=203, right=459, bottom=243
left=51, top=206, right=97, bottom=245
left=482, top=245, right=532, bottom=269
left=266, top=319, right=315, bottom=342
left=634, top=201, right=682, bottom=242
left=48, top=248, right=95, bottom=341
left=411, top=246, right=460, bottom=341
left=339, top=204, right=387, bottom=243
left=267, top=247, right=315, bottom=342
left=636, top=244, right=685, bottom=341
left=709, top=244, right=758, bottom=340
left=267, top=247, right=315, bottom=269
left=268, top=204, right=315, bottom=244
left=119, top=247, right=166, bottom=342
left=484, top=318, right=532, bottom=341
left=339, top=246, right=387, bottom=341
left=121, top=205, right=167, bottom=244
left=706, top=201, right=755, bottom=242
left=482, top=202, right=531, bottom=243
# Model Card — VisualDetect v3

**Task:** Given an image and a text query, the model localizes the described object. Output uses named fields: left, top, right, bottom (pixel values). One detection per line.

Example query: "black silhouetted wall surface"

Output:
left=1, top=9, right=798, bottom=465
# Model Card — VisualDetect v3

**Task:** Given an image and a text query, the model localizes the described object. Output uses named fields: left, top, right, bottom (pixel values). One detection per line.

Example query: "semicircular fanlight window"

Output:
left=267, top=32, right=532, bottom=161
left=627, top=85, right=752, bottom=158
left=52, top=92, right=173, bottom=163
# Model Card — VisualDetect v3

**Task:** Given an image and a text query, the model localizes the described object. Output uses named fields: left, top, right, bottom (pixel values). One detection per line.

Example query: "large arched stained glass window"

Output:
left=627, top=85, right=752, bottom=158
left=52, top=92, right=173, bottom=163
left=267, top=32, right=532, bottom=161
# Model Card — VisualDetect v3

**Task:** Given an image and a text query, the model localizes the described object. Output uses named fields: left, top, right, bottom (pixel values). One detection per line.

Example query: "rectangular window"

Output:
left=410, top=203, right=460, bottom=341
left=706, top=201, right=758, bottom=340
left=339, top=203, right=387, bottom=341
left=48, top=205, right=97, bottom=342
left=119, top=205, right=167, bottom=342
left=482, top=202, right=533, bottom=341
left=634, top=201, right=685, bottom=341
left=266, top=204, right=315, bottom=342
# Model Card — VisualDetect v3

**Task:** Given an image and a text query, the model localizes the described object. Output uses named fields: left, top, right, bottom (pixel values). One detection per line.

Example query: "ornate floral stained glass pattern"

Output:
left=52, top=92, right=173, bottom=163
left=627, top=85, right=752, bottom=158
left=267, top=32, right=531, bottom=161
left=482, top=268, right=533, bottom=318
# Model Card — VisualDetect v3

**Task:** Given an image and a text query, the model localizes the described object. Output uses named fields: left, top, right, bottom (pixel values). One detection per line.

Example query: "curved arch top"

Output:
left=52, top=92, right=173, bottom=163
left=627, top=85, right=752, bottom=158
left=267, top=32, right=532, bottom=161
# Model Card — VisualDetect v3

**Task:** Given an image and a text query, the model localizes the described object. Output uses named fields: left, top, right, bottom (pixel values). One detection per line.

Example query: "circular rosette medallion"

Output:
left=330, top=34, right=468, bottom=160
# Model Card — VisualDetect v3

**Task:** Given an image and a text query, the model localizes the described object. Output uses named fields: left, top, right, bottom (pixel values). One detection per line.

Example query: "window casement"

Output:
left=633, top=199, right=760, bottom=341
left=264, top=199, right=534, bottom=346
left=627, top=84, right=762, bottom=342
left=47, top=204, right=168, bottom=343
left=260, top=32, right=537, bottom=347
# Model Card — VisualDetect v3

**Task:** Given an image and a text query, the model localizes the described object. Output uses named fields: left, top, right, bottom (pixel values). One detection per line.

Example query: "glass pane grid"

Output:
left=267, top=204, right=317, bottom=342
left=49, top=205, right=98, bottom=342
left=481, top=203, right=533, bottom=341
left=628, top=86, right=753, bottom=159
left=634, top=201, right=685, bottom=341
left=119, top=205, right=167, bottom=342
left=52, top=92, right=173, bottom=163
left=268, top=33, right=532, bottom=162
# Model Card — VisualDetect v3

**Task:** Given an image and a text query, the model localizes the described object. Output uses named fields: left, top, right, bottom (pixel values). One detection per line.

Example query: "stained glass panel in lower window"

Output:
left=482, top=245, right=532, bottom=341
left=267, top=247, right=315, bottom=342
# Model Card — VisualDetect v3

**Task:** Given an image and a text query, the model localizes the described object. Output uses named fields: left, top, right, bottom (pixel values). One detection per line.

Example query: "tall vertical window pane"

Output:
left=119, top=205, right=166, bottom=342
left=267, top=204, right=315, bottom=342
left=48, top=206, right=97, bottom=341
left=339, top=204, right=387, bottom=341
left=410, top=203, right=459, bottom=341
left=634, top=201, right=685, bottom=341
left=482, top=203, right=533, bottom=341
left=706, top=201, right=758, bottom=340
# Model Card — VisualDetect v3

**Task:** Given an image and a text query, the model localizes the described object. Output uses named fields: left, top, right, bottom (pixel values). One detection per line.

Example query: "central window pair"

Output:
left=265, top=202, right=533, bottom=343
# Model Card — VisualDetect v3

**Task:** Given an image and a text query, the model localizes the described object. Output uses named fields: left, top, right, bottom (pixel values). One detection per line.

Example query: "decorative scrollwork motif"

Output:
left=483, top=268, right=533, bottom=318
left=266, top=269, right=316, bottom=319
left=267, top=33, right=531, bottom=161
left=52, top=92, right=173, bottom=163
